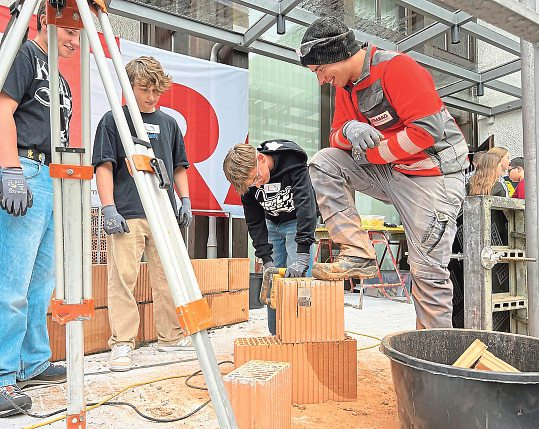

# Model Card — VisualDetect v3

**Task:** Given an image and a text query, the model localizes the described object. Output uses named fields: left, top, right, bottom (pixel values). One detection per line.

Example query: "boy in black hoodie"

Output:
left=223, top=140, right=317, bottom=335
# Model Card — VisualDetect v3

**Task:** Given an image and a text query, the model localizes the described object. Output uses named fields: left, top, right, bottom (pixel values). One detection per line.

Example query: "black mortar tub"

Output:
left=380, top=329, right=539, bottom=429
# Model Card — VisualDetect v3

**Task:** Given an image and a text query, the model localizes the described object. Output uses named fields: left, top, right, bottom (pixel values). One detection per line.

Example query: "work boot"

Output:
left=109, top=344, right=133, bottom=372
left=17, top=363, right=67, bottom=389
left=0, top=385, right=32, bottom=417
left=312, top=255, right=377, bottom=280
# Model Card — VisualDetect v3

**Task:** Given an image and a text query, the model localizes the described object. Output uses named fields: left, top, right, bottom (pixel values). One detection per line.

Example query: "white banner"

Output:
left=89, top=40, right=248, bottom=217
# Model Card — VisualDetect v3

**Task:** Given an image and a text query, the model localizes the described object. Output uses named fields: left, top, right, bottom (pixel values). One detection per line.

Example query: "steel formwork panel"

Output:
left=463, top=196, right=528, bottom=334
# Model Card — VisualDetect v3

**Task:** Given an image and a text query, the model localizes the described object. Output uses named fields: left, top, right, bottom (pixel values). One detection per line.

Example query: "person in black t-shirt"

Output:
left=223, top=141, right=317, bottom=334
left=92, top=56, right=191, bottom=372
left=0, top=0, right=80, bottom=416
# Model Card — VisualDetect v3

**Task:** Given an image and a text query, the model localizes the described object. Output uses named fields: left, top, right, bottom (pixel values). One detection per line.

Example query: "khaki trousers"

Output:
left=309, top=148, right=465, bottom=329
left=107, top=218, right=182, bottom=348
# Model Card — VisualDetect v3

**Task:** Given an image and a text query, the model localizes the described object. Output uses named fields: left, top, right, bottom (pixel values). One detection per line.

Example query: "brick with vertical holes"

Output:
left=275, top=278, right=345, bottom=343
left=224, top=360, right=291, bottom=428
left=234, top=336, right=357, bottom=404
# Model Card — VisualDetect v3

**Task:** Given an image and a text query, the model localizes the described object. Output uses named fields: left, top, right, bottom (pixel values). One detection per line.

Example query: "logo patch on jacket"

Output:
left=255, top=186, right=294, bottom=216
left=264, top=141, right=283, bottom=151
left=368, top=111, right=393, bottom=127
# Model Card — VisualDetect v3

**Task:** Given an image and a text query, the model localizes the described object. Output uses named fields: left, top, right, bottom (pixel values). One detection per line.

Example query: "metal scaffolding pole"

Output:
left=521, top=0, right=539, bottom=337
left=441, top=0, right=539, bottom=337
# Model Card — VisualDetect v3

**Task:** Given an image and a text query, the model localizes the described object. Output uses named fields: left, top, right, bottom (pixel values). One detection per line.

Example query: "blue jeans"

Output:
left=266, top=219, right=313, bottom=335
left=0, top=158, right=54, bottom=386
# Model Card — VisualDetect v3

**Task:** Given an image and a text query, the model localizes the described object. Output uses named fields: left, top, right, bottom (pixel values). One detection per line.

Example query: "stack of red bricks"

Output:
left=47, top=258, right=250, bottom=361
left=193, top=258, right=250, bottom=327
left=233, top=277, right=357, bottom=407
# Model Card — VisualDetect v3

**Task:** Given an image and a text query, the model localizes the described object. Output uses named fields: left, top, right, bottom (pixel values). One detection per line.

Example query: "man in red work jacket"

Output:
left=300, top=17, right=469, bottom=329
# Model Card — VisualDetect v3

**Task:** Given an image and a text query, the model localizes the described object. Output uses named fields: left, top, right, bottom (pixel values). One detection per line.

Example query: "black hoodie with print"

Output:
left=241, top=139, right=317, bottom=264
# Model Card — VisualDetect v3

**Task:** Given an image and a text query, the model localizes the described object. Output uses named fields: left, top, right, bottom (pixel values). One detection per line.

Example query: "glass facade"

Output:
left=249, top=53, right=321, bottom=158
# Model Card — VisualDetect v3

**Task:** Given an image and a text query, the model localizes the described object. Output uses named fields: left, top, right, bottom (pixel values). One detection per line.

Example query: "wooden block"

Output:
left=228, top=258, right=250, bottom=291
left=275, top=278, right=345, bottom=344
left=205, top=290, right=249, bottom=327
left=224, top=360, right=291, bottom=429
left=475, top=350, right=520, bottom=372
left=453, top=339, right=487, bottom=368
left=192, top=259, right=229, bottom=294
left=234, top=336, right=357, bottom=404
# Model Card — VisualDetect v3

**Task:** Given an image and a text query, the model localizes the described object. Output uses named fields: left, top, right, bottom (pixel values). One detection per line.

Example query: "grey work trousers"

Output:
left=309, top=148, right=465, bottom=328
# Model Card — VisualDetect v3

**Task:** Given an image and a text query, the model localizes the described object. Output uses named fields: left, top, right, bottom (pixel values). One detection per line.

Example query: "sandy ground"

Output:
left=6, top=293, right=416, bottom=429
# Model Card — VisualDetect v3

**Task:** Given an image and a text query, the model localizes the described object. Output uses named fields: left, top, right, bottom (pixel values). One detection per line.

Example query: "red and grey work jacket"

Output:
left=330, top=45, right=469, bottom=176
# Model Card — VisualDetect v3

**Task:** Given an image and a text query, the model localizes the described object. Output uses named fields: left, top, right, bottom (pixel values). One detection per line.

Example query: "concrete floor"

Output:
left=5, top=292, right=416, bottom=429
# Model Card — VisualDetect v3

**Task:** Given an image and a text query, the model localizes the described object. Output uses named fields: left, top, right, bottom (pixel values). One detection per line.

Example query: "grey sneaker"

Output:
left=0, top=385, right=32, bottom=417
left=17, top=363, right=67, bottom=389
left=312, top=255, right=378, bottom=280
left=157, top=336, right=194, bottom=352
left=110, top=344, right=133, bottom=372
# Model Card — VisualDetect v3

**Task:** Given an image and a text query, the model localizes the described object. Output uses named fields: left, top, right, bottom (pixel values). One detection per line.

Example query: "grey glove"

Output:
left=285, top=253, right=310, bottom=278
left=263, top=260, right=275, bottom=271
left=343, top=120, right=384, bottom=152
left=102, top=204, right=130, bottom=235
left=178, top=197, right=193, bottom=228
left=0, top=167, right=33, bottom=217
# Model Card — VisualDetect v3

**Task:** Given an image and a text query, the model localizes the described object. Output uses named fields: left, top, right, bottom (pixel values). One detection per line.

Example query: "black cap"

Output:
left=299, top=16, right=361, bottom=67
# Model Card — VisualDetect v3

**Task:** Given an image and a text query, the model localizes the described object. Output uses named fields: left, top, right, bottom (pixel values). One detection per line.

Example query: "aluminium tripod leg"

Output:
left=0, top=0, right=39, bottom=89
left=75, top=1, right=238, bottom=427
left=48, top=17, right=93, bottom=428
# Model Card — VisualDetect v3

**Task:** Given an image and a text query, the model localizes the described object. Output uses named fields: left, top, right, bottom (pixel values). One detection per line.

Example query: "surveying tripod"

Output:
left=0, top=1, right=238, bottom=428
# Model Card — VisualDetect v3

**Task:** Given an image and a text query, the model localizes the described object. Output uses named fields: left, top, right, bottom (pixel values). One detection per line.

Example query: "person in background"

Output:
left=509, top=157, right=525, bottom=199
left=92, top=56, right=192, bottom=372
left=467, top=153, right=505, bottom=196
left=487, top=147, right=510, bottom=196
left=223, top=141, right=317, bottom=335
left=0, top=0, right=80, bottom=416
left=465, top=150, right=485, bottom=183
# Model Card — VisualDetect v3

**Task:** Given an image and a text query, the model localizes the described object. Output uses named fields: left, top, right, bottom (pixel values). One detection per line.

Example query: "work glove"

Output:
left=102, top=204, right=130, bottom=235
left=177, top=197, right=193, bottom=228
left=0, top=167, right=33, bottom=217
left=285, top=253, right=310, bottom=278
left=263, top=260, right=276, bottom=272
left=343, top=120, right=384, bottom=152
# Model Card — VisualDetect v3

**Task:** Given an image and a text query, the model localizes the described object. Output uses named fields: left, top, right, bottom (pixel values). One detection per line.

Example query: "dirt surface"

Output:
left=291, top=348, right=399, bottom=429
left=7, top=298, right=413, bottom=429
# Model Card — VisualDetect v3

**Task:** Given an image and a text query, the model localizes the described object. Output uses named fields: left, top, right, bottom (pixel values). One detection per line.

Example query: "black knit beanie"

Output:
left=299, top=16, right=360, bottom=67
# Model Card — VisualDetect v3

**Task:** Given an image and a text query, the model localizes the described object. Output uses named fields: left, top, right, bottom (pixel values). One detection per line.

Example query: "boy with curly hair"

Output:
left=92, top=56, right=191, bottom=371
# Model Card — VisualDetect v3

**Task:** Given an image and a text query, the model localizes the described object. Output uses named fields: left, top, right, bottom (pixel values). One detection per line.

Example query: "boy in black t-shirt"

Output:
left=0, top=0, right=80, bottom=416
left=92, top=56, right=191, bottom=372
left=223, top=141, right=317, bottom=334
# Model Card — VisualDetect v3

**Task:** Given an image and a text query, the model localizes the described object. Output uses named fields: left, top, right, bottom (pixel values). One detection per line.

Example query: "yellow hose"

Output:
left=346, top=330, right=382, bottom=351
left=23, top=373, right=192, bottom=429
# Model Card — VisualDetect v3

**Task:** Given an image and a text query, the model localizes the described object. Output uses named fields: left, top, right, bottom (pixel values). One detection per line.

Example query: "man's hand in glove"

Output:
left=285, top=253, right=310, bottom=278
left=102, top=205, right=130, bottom=235
left=177, top=197, right=193, bottom=228
left=343, top=120, right=384, bottom=152
left=0, top=167, right=33, bottom=216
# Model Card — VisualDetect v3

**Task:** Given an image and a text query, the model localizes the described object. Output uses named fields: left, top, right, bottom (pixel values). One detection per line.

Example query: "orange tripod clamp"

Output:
left=46, top=0, right=108, bottom=30
left=51, top=298, right=95, bottom=325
